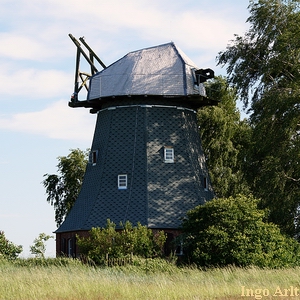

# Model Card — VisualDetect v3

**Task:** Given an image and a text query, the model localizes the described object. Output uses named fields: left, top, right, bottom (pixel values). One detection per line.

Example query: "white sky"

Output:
left=0, top=0, right=250, bottom=257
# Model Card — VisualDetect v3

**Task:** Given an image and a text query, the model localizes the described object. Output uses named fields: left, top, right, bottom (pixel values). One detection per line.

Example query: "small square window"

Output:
left=118, top=174, right=127, bottom=189
left=164, top=147, right=174, bottom=163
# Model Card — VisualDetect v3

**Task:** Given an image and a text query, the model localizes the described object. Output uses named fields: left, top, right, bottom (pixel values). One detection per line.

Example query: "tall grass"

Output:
left=1, top=258, right=300, bottom=299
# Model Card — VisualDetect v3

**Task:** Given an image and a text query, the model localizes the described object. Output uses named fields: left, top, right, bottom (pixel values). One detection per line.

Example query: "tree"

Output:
left=0, top=231, right=22, bottom=260
left=217, top=0, right=300, bottom=236
left=198, top=76, right=252, bottom=198
left=43, top=148, right=89, bottom=227
left=182, top=195, right=300, bottom=268
left=218, top=0, right=300, bottom=106
left=30, top=233, right=54, bottom=258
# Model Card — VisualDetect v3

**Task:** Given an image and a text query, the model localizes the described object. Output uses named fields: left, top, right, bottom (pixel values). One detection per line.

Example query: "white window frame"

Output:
left=118, top=174, right=127, bottom=190
left=164, top=147, right=174, bottom=163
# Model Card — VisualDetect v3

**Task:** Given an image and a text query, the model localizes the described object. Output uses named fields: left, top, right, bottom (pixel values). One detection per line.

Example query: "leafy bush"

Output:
left=12, top=257, right=83, bottom=268
left=182, top=194, right=300, bottom=268
left=0, top=231, right=22, bottom=260
left=77, top=220, right=166, bottom=265
left=30, top=233, right=54, bottom=258
left=130, top=256, right=178, bottom=273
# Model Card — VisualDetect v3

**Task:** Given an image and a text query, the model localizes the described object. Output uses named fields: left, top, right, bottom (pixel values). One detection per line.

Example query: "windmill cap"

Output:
left=87, top=42, right=214, bottom=100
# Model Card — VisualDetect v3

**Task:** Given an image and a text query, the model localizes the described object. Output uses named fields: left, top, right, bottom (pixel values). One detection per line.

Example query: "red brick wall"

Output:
left=56, top=231, right=89, bottom=257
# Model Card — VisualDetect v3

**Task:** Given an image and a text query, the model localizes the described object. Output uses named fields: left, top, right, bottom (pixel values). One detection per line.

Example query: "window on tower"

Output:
left=90, top=150, right=98, bottom=166
left=203, top=176, right=208, bottom=191
left=164, top=147, right=174, bottom=163
left=118, top=174, right=128, bottom=189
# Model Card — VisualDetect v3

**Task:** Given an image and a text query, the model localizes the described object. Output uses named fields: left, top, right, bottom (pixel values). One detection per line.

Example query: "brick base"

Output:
left=56, top=231, right=89, bottom=257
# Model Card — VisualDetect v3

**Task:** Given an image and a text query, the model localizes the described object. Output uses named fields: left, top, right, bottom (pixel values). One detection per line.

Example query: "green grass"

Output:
left=1, top=258, right=300, bottom=299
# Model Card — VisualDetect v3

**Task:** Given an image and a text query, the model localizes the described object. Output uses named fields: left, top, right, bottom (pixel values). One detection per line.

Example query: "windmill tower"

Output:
left=55, top=35, right=217, bottom=257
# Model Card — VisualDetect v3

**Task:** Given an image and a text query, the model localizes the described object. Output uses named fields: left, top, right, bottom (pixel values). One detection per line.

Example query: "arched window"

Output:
left=67, top=237, right=76, bottom=257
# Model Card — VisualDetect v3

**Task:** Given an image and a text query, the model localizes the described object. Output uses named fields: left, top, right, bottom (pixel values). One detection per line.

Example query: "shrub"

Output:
left=129, top=256, right=178, bottom=273
left=30, top=233, right=54, bottom=258
left=0, top=231, right=22, bottom=260
left=77, top=220, right=166, bottom=265
left=12, top=257, right=83, bottom=267
left=182, top=194, right=300, bottom=268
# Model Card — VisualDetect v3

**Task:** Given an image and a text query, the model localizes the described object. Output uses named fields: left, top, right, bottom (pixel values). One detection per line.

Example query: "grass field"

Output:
left=1, top=258, right=300, bottom=300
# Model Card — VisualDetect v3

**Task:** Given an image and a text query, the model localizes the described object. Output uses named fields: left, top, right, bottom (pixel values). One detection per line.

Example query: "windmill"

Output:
left=55, top=35, right=217, bottom=257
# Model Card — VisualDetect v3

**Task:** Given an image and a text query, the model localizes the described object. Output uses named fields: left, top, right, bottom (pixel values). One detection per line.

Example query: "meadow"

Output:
left=1, top=257, right=300, bottom=300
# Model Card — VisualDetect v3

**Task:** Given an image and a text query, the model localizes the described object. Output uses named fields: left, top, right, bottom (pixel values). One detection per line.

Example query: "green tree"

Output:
left=43, top=148, right=89, bottom=227
left=198, top=76, right=251, bottom=198
left=182, top=195, right=300, bottom=268
left=249, top=89, right=300, bottom=236
left=30, top=233, right=54, bottom=258
left=0, top=231, right=22, bottom=260
left=218, top=0, right=300, bottom=106
left=217, top=0, right=300, bottom=236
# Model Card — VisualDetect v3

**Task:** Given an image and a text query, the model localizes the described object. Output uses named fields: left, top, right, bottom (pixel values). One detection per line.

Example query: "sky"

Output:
left=0, top=0, right=250, bottom=257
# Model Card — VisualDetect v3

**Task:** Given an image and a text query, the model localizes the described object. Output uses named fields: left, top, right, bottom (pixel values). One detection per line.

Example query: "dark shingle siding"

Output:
left=56, top=102, right=214, bottom=233
left=146, top=106, right=213, bottom=228
left=86, top=106, right=148, bottom=228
